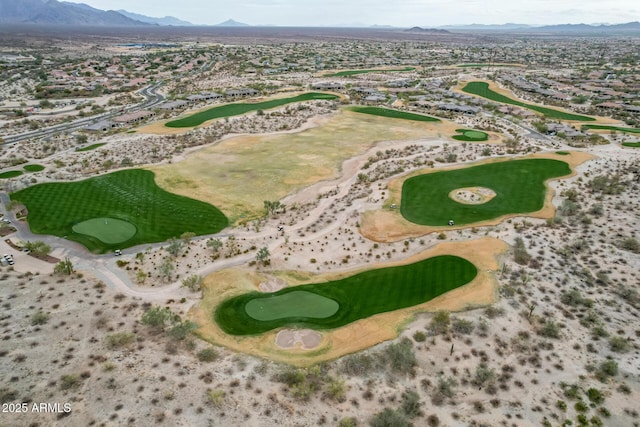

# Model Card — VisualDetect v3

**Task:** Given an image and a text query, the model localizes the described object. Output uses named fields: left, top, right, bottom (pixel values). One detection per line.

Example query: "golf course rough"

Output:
left=215, top=255, right=477, bottom=335
left=401, top=158, right=572, bottom=226
left=165, top=92, right=339, bottom=128
left=348, top=106, right=440, bottom=122
left=11, top=169, right=228, bottom=252
left=0, top=170, right=23, bottom=179
left=462, top=82, right=595, bottom=121
left=452, top=129, right=489, bottom=141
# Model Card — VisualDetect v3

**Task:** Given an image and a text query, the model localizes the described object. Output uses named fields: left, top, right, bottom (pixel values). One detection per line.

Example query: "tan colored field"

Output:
left=190, top=237, right=507, bottom=367
left=149, top=110, right=457, bottom=222
left=360, top=151, right=594, bottom=242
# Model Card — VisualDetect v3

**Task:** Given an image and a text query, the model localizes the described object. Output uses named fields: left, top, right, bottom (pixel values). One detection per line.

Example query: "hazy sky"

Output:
left=69, top=0, right=640, bottom=26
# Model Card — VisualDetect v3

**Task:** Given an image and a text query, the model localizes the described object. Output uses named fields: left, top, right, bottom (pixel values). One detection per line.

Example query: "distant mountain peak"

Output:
left=405, top=26, right=450, bottom=34
left=214, top=19, right=250, bottom=27
left=117, top=9, right=192, bottom=26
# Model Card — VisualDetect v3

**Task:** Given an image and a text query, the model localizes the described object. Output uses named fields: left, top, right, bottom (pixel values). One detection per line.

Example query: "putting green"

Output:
left=215, top=255, right=477, bottom=335
left=72, top=217, right=137, bottom=244
left=245, top=291, right=339, bottom=321
left=453, top=129, right=488, bottom=141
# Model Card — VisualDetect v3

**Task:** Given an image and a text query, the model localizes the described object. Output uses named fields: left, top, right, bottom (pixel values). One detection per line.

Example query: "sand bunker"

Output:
left=449, top=187, right=496, bottom=205
left=258, top=277, right=287, bottom=292
left=275, top=329, right=323, bottom=350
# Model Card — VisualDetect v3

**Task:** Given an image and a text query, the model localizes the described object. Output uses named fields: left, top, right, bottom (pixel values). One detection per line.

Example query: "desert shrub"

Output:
left=484, top=306, right=505, bottom=318
left=197, top=348, right=218, bottom=362
left=105, top=332, right=135, bottom=349
left=620, top=237, right=640, bottom=253
left=412, top=331, right=426, bottom=342
left=341, top=353, right=377, bottom=376
left=369, top=408, right=412, bottom=427
left=428, top=311, right=450, bottom=335
left=326, top=377, right=347, bottom=402
left=168, top=320, right=197, bottom=341
left=207, top=389, right=225, bottom=408
left=31, top=311, right=49, bottom=325
left=452, top=318, right=475, bottom=335
left=384, top=338, right=416, bottom=374
left=339, top=418, right=358, bottom=427
left=181, top=274, right=203, bottom=291
left=538, top=320, right=561, bottom=339
left=575, top=401, right=588, bottom=413
left=60, top=374, right=81, bottom=390
left=608, top=336, right=631, bottom=353
left=596, top=360, right=618, bottom=382
left=513, top=237, right=531, bottom=265
left=401, top=390, right=422, bottom=418
left=586, top=388, right=604, bottom=404
left=473, top=363, right=496, bottom=387
left=141, top=306, right=173, bottom=329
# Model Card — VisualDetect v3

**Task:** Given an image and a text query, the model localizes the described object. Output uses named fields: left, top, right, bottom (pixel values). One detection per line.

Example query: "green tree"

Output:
left=429, top=311, right=450, bottom=335
left=159, top=258, right=174, bottom=281
left=54, top=257, right=74, bottom=275
left=141, top=306, right=173, bottom=330
left=24, top=240, right=51, bottom=256
left=263, top=200, right=284, bottom=216
left=207, top=237, right=223, bottom=253
left=182, top=274, right=203, bottom=292
left=180, top=231, right=196, bottom=245
left=256, top=246, right=270, bottom=265
left=165, top=238, right=184, bottom=257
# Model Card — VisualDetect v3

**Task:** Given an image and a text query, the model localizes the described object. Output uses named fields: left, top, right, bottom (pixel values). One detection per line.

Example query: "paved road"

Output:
left=1, top=81, right=164, bottom=146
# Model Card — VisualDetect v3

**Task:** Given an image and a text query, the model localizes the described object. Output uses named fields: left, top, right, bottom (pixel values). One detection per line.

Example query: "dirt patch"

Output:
left=360, top=151, right=595, bottom=242
left=275, top=329, right=323, bottom=350
left=449, top=187, right=496, bottom=204
left=190, top=237, right=507, bottom=366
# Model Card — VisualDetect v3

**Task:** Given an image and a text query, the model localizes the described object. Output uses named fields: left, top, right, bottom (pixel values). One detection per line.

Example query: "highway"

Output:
left=1, top=80, right=165, bottom=145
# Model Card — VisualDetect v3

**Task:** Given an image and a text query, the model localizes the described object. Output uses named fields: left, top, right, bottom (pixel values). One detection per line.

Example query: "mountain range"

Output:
left=0, top=1, right=639, bottom=32
left=0, top=0, right=191, bottom=26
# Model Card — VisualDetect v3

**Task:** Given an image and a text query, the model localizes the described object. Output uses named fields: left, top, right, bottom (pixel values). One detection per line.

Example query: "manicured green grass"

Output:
left=215, top=255, right=477, bottom=335
left=76, top=143, right=106, bottom=152
left=23, top=164, right=45, bottom=172
left=165, top=92, right=339, bottom=128
left=72, top=217, right=137, bottom=245
left=457, top=64, right=519, bottom=68
left=452, top=129, right=488, bottom=141
left=401, top=158, right=572, bottom=226
left=348, top=106, right=440, bottom=122
left=245, top=291, right=339, bottom=321
left=462, top=82, right=595, bottom=121
left=0, top=170, right=24, bottom=179
left=11, top=169, right=228, bottom=252
left=325, top=67, right=415, bottom=77
left=622, top=142, right=640, bottom=148
left=555, top=151, right=570, bottom=155
left=581, top=125, right=640, bottom=134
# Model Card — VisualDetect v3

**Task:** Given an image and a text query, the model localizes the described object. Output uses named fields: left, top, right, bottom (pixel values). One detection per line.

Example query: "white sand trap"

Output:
left=275, top=329, right=322, bottom=350
left=258, top=277, right=287, bottom=292
left=449, top=187, right=496, bottom=205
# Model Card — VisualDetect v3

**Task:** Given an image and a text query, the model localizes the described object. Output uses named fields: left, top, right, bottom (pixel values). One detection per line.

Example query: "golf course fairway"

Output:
left=215, top=255, right=477, bottom=335
left=11, top=169, right=228, bottom=252
left=401, top=158, right=572, bottom=226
